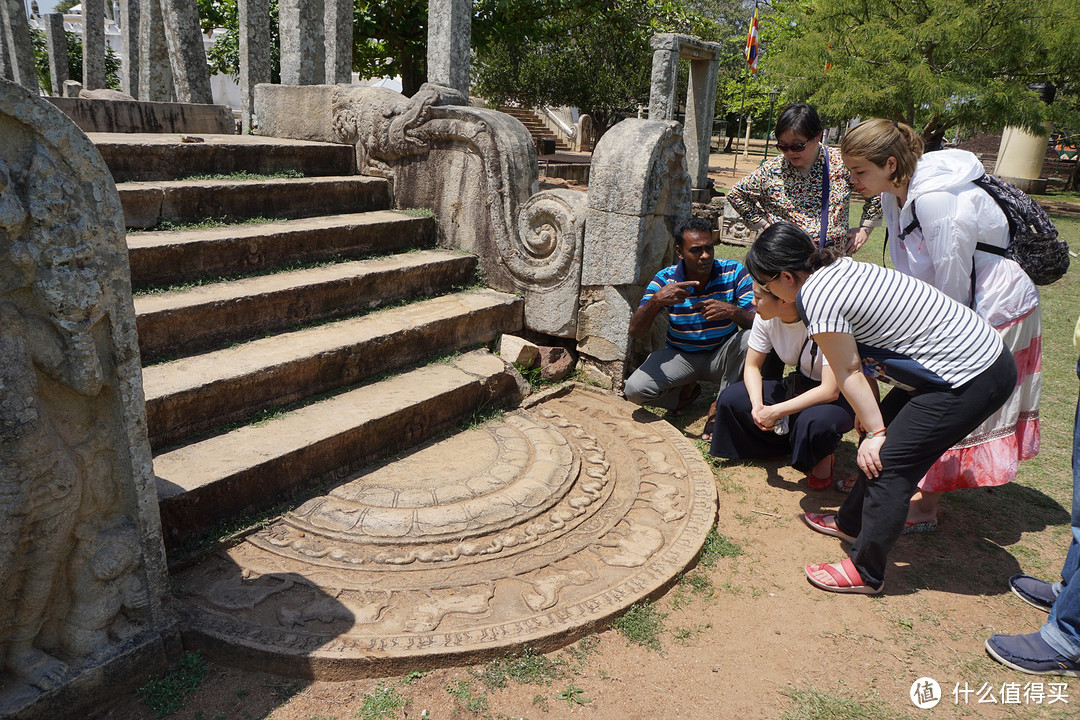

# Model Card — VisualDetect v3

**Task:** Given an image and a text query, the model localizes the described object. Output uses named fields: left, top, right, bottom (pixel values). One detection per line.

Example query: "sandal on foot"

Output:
left=902, top=519, right=938, bottom=534
left=700, top=400, right=717, bottom=442
left=671, top=382, right=701, bottom=417
left=806, top=456, right=834, bottom=491
left=805, top=557, right=883, bottom=594
left=835, top=474, right=858, bottom=493
left=802, top=512, right=856, bottom=543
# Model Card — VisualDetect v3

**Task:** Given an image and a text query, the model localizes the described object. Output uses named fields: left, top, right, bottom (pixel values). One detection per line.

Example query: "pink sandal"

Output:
left=802, top=512, right=856, bottom=543
left=805, top=558, right=883, bottom=595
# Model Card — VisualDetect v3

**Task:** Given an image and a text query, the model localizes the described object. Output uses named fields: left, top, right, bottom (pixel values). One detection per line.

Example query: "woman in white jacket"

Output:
left=839, top=119, right=1041, bottom=531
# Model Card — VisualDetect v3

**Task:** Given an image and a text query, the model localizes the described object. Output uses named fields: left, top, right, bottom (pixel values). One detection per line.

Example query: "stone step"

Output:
left=134, top=249, right=480, bottom=363
left=143, top=289, right=523, bottom=450
left=154, top=349, right=527, bottom=549
left=117, top=176, right=390, bottom=229
left=128, top=211, right=437, bottom=289
left=89, top=132, right=356, bottom=182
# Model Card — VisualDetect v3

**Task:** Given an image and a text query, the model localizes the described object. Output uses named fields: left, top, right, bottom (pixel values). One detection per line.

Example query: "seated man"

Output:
left=624, top=216, right=755, bottom=412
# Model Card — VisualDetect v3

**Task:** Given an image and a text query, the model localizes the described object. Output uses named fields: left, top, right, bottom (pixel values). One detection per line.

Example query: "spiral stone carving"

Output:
left=512, top=190, right=585, bottom=285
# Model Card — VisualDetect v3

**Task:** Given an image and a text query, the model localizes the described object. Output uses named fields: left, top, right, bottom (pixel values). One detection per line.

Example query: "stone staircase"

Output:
left=497, top=106, right=571, bottom=153
left=90, top=132, right=526, bottom=552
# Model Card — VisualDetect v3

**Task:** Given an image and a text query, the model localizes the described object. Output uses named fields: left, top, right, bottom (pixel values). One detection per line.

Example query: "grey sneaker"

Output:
left=986, top=632, right=1080, bottom=677
left=1010, top=574, right=1056, bottom=613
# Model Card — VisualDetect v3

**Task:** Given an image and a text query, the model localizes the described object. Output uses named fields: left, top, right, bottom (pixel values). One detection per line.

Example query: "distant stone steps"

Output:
left=134, top=249, right=479, bottom=363
left=127, top=211, right=436, bottom=288
left=154, top=350, right=525, bottom=549
left=497, top=106, right=572, bottom=152
left=117, top=176, right=389, bottom=229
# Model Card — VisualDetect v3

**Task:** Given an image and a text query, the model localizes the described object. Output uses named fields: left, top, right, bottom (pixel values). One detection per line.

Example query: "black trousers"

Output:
left=836, top=349, right=1017, bottom=588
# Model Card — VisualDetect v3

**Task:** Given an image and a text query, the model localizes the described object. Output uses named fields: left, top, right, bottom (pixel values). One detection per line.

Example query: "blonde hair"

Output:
left=840, top=119, right=924, bottom=188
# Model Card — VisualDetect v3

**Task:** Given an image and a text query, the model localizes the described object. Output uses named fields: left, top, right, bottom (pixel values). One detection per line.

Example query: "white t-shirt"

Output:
left=748, top=315, right=824, bottom=381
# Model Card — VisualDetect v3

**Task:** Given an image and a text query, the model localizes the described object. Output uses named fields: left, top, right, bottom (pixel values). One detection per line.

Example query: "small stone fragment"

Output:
left=499, top=334, right=540, bottom=368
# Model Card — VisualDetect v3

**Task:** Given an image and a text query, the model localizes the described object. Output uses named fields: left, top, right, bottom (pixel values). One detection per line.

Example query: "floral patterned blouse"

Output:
left=726, top=145, right=882, bottom=247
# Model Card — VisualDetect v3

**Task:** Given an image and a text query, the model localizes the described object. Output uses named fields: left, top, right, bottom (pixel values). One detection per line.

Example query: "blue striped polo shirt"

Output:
left=639, top=258, right=755, bottom=353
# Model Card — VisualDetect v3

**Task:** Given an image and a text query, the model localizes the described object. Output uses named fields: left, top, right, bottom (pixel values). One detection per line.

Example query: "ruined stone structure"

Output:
left=648, top=33, right=721, bottom=203
left=0, top=0, right=37, bottom=91
left=0, top=79, right=177, bottom=720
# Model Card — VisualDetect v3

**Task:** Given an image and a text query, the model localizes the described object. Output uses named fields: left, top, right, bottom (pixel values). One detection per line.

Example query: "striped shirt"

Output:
left=640, top=259, right=754, bottom=353
left=796, top=257, right=1003, bottom=390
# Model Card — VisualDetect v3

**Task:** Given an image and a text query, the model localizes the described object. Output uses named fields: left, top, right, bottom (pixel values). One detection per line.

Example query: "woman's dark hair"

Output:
left=744, top=221, right=842, bottom=283
left=775, top=104, right=823, bottom=141
left=674, top=216, right=714, bottom=248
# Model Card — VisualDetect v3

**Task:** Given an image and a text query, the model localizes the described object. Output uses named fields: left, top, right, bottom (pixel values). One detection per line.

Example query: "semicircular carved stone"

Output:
left=0, top=78, right=175, bottom=719
left=330, top=83, right=585, bottom=338
left=173, top=386, right=717, bottom=678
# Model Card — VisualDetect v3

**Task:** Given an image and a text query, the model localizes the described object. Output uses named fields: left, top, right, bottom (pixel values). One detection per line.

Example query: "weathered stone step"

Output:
left=117, top=176, right=390, bottom=229
left=89, top=132, right=356, bottom=182
left=134, top=248, right=474, bottom=362
left=128, top=211, right=437, bottom=289
left=154, top=350, right=527, bottom=549
left=143, top=289, right=523, bottom=449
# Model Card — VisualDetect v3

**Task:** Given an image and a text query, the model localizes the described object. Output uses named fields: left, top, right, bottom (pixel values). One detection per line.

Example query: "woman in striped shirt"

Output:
left=745, top=222, right=1016, bottom=594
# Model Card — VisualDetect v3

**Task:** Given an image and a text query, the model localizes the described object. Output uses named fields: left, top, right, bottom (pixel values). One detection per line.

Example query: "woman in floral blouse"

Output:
left=727, top=104, right=882, bottom=253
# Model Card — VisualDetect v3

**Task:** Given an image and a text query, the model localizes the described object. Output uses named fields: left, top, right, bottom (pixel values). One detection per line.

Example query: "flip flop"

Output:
left=802, top=512, right=857, bottom=543
left=902, top=519, right=938, bottom=534
left=805, top=558, right=883, bottom=594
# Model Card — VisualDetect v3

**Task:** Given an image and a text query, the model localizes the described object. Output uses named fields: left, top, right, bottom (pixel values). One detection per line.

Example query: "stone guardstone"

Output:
left=0, top=79, right=178, bottom=719
left=499, top=333, right=540, bottom=368
left=174, top=385, right=717, bottom=678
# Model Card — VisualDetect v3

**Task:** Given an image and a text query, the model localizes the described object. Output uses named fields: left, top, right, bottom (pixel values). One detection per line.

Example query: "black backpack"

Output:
left=897, top=173, right=1070, bottom=286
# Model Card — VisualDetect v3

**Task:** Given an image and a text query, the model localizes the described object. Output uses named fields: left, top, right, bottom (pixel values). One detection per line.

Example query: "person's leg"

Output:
left=789, top=399, right=855, bottom=474
left=704, top=330, right=750, bottom=394
left=710, top=380, right=789, bottom=460
left=623, top=347, right=697, bottom=410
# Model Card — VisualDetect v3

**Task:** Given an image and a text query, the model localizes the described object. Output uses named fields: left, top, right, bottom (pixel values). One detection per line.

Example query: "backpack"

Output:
left=897, top=173, right=1070, bottom=286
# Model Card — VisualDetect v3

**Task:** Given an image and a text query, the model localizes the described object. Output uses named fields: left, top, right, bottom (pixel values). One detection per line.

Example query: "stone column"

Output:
left=1, top=0, right=38, bottom=90
left=648, top=35, right=678, bottom=121
left=119, top=0, right=139, bottom=97
left=43, top=13, right=68, bottom=95
left=0, top=6, right=10, bottom=80
left=159, top=0, right=213, bottom=102
left=279, top=0, right=325, bottom=85
left=683, top=57, right=718, bottom=191
left=427, top=0, right=470, bottom=98
left=324, top=0, right=351, bottom=84
left=83, top=0, right=106, bottom=89
left=238, top=0, right=269, bottom=132
left=138, top=0, right=173, bottom=101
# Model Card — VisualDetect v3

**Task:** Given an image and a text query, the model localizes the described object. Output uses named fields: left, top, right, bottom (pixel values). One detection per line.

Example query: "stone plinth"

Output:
left=175, top=386, right=717, bottom=678
left=45, top=96, right=235, bottom=133
left=0, top=78, right=177, bottom=720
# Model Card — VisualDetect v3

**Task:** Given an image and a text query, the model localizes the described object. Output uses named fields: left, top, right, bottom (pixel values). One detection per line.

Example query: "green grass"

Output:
left=445, top=679, right=490, bottom=715
left=354, top=682, right=408, bottom=719
left=401, top=207, right=438, bottom=220
left=145, top=215, right=286, bottom=232
left=181, top=169, right=305, bottom=181
left=782, top=687, right=915, bottom=720
left=476, top=646, right=564, bottom=690
left=609, top=601, right=666, bottom=651
left=697, top=526, right=743, bottom=566
left=137, top=651, right=208, bottom=718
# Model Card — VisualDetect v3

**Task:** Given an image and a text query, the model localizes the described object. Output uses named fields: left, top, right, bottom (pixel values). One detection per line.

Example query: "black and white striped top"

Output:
left=796, top=257, right=1004, bottom=390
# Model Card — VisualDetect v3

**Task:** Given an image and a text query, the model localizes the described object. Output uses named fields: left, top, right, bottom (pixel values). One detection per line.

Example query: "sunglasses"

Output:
left=775, top=141, right=808, bottom=153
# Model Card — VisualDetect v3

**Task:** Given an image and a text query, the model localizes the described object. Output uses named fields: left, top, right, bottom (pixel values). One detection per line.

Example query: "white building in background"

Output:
left=28, top=8, right=400, bottom=111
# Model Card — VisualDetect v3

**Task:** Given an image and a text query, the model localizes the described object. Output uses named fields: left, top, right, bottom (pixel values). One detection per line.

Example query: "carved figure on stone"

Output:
left=401, top=584, right=495, bottom=632
left=591, top=522, right=664, bottom=567
left=520, top=560, right=596, bottom=612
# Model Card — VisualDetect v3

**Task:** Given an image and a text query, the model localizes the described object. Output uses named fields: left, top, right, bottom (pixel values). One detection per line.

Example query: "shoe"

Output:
left=1010, top=574, right=1056, bottom=613
left=805, top=557, right=883, bottom=594
left=802, top=512, right=856, bottom=543
left=902, top=519, right=937, bottom=534
left=806, top=455, right=834, bottom=491
left=985, top=632, right=1080, bottom=677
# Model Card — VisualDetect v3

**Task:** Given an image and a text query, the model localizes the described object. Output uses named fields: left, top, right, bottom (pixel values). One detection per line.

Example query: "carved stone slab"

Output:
left=174, top=386, right=717, bottom=678
left=0, top=79, right=176, bottom=720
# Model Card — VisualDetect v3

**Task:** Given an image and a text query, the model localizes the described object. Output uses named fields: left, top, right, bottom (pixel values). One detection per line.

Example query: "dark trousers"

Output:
left=710, top=379, right=855, bottom=472
left=836, top=349, right=1017, bottom=588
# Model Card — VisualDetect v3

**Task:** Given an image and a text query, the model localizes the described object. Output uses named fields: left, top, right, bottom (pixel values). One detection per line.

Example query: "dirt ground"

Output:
left=96, top=392, right=1078, bottom=720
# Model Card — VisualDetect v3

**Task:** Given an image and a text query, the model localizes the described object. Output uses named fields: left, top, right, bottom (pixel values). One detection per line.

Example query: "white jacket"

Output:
left=882, top=149, right=1039, bottom=328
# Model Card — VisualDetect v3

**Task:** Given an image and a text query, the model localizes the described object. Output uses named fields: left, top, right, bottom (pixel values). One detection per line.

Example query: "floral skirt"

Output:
left=918, top=305, right=1041, bottom=493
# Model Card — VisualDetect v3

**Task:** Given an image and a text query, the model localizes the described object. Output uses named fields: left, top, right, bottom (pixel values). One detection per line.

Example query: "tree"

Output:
left=30, top=28, right=122, bottom=94
left=53, top=0, right=79, bottom=13
left=764, top=0, right=1080, bottom=146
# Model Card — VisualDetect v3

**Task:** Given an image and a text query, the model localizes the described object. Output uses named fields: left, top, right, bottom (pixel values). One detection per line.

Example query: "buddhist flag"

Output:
left=745, top=8, right=760, bottom=74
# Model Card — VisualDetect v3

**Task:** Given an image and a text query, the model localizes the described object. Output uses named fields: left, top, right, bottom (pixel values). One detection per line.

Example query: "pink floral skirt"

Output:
left=918, top=306, right=1041, bottom=493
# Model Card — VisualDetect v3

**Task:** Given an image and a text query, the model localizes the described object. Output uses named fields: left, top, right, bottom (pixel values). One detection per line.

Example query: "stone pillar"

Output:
left=324, top=0, right=351, bottom=84
left=239, top=0, right=269, bottom=133
left=684, top=57, right=718, bottom=191
left=279, top=0, right=325, bottom=85
left=648, top=44, right=678, bottom=121
left=159, top=0, right=213, bottom=102
left=427, top=0, right=470, bottom=98
left=44, top=12, right=68, bottom=95
left=83, top=0, right=106, bottom=90
left=1, top=0, right=37, bottom=90
left=138, top=0, right=173, bottom=101
left=119, top=0, right=139, bottom=97
left=995, top=125, right=1051, bottom=193
left=0, top=5, right=10, bottom=80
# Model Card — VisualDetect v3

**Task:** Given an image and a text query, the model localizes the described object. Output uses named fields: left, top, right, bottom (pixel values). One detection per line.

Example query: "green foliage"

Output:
left=30, top=28, right=121, bottom=95
left=54, top=0, right=80, bottom=12
left=197, top=0, right=282, bottom=83
left=698, top=526, right=743, bottom=566
left=610, top=601, right=666, bottom=651
left=182, top=169, right=304, bottom=181
left=766, top=0, right=1080, bottom=143
left=476, top=646, right=564, bottom=690
left=137, top=651, right=208, bottom=718
left=353, top=0, right=427, bottom=96
left=354, top=682, right=408, bottom=720
left=782, top=686, right=915, bottom=720
left=555, top=683, right=591, bottom=707
left=445, top=679, right=490, bottom=715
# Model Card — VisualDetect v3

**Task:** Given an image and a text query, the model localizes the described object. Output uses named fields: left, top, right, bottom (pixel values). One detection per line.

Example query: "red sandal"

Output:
left=806, top=455, right=834, bottom=491
left=805, top=558, right=883, bottom=595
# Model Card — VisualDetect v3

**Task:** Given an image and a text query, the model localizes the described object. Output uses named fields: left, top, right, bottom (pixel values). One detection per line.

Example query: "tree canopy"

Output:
left=763, top=0, right=1080, bottom=144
